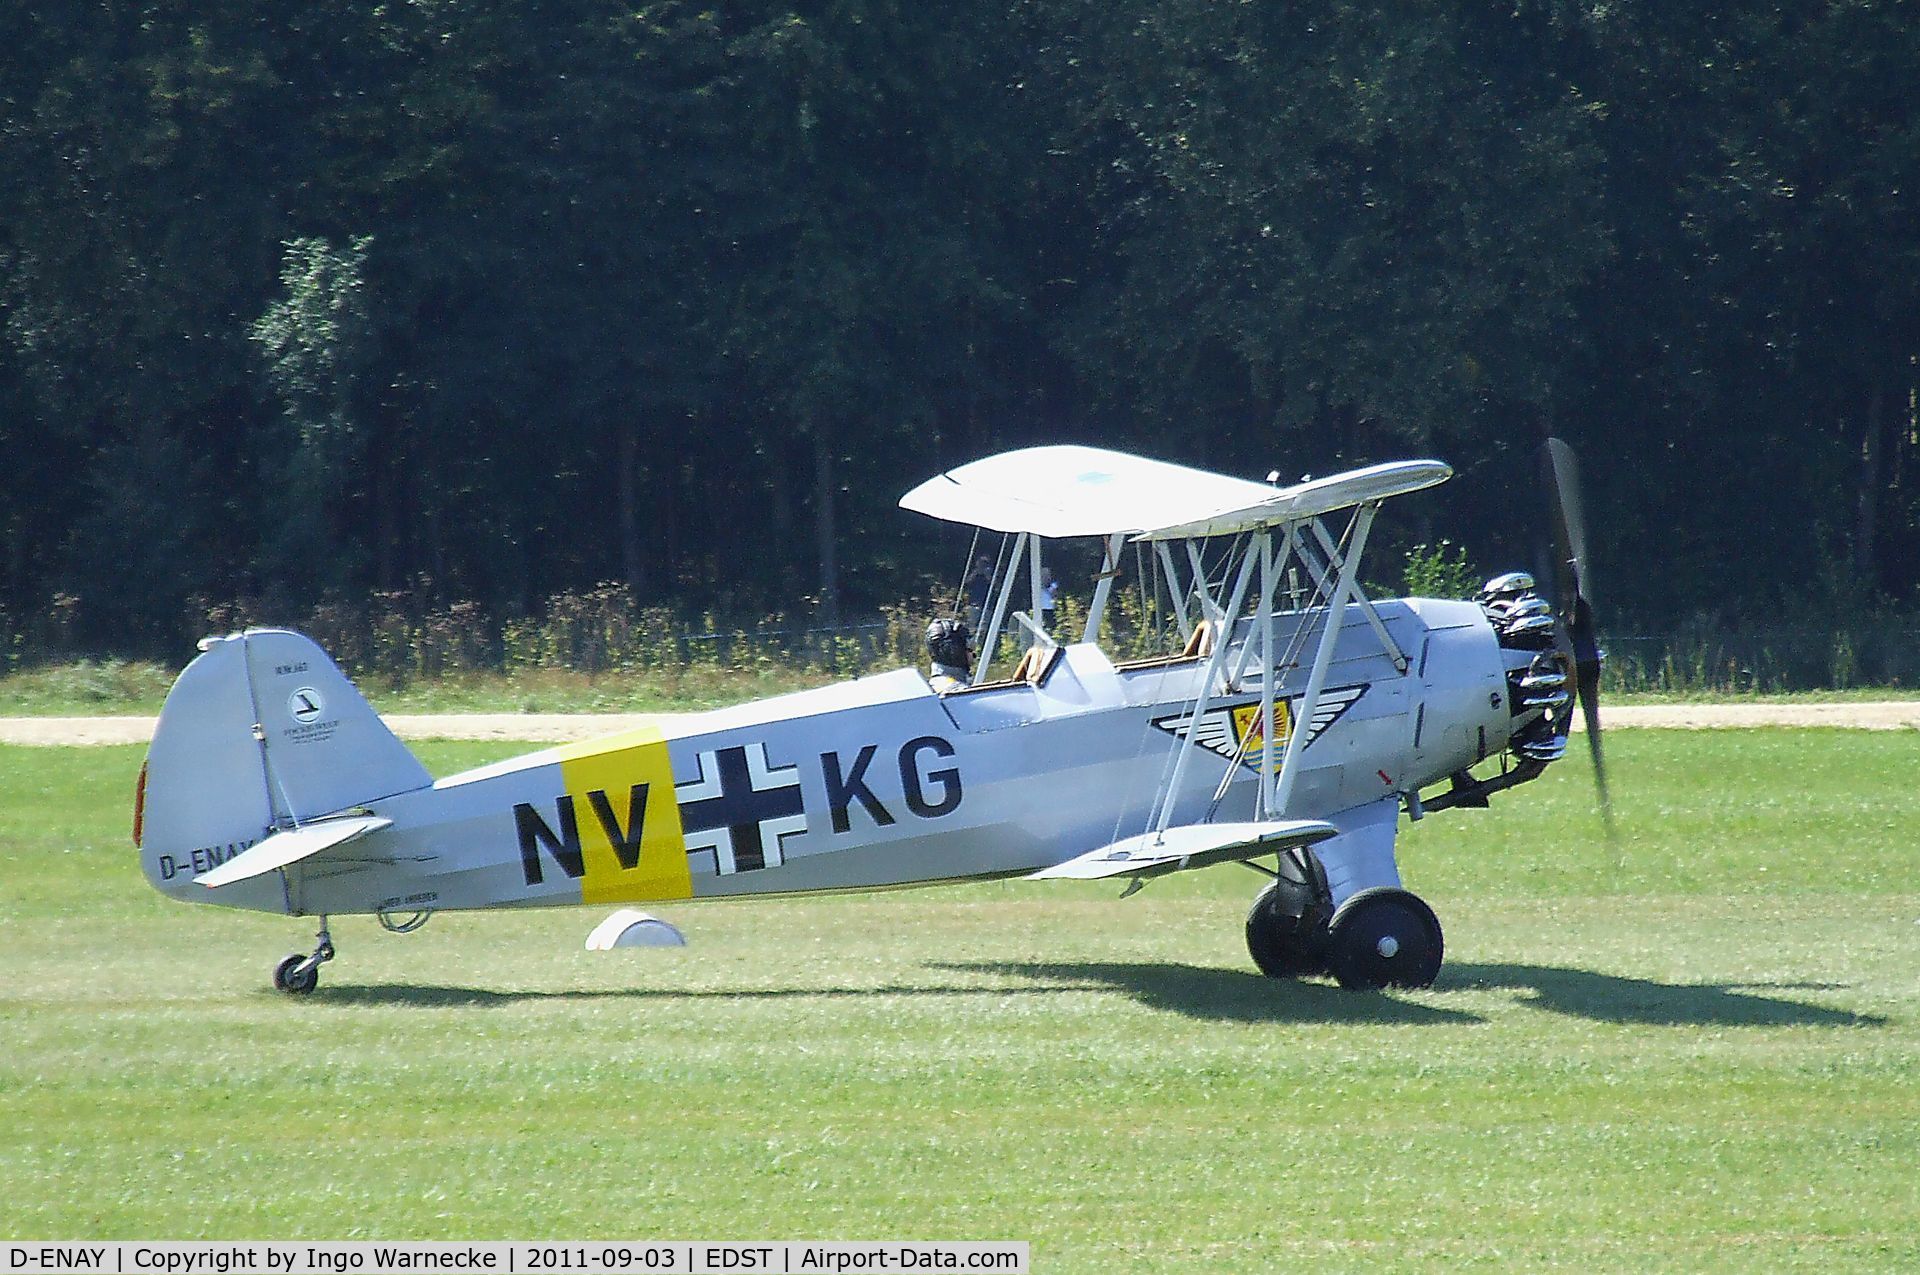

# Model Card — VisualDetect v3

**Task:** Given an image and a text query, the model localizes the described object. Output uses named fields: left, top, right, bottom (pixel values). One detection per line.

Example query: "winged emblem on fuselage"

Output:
left=1150, top=685, right=1368, bottom=770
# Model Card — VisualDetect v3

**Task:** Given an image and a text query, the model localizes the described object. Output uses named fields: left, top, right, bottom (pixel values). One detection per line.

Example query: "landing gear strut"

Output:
left=1245, top=846, right=1335, bottom=978
left=272, top=917, right=335, bottom=995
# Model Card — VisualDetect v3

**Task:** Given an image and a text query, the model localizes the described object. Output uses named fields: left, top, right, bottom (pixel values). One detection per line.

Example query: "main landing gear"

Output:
left=272, top=917, right=335, bottom=996
left=1246, top=850, right=1443, bottom=990
left=1245, top=846, right=1335, bottom=978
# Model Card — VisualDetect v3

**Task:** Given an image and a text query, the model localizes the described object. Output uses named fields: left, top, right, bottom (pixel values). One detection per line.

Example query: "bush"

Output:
left=1401, top=540, right=1481, bottom=600
left=18, top=577, right=1920, bottom=696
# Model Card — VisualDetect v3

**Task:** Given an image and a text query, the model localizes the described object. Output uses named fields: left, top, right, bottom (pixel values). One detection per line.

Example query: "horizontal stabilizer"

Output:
left=1030, top=819, right=1339, bottom=882
left=195, top=815, right=391, bottom=888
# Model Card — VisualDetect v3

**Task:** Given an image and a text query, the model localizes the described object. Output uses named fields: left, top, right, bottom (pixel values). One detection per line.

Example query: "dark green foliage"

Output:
left=1400, top=541, right=1480, bottom=602
left=1, top=1, right=1917, bottom=659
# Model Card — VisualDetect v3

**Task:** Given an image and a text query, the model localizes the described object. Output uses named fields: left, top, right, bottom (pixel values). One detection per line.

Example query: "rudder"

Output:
left=138, top=629, right=432, bottom=906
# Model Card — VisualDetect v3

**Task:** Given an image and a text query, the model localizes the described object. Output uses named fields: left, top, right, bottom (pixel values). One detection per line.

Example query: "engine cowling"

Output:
left=1477, top=572, right=1570, bottom=763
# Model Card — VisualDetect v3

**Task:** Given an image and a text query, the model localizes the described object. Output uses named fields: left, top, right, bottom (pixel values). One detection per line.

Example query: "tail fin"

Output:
left=138, top=629, right=432, bottom=905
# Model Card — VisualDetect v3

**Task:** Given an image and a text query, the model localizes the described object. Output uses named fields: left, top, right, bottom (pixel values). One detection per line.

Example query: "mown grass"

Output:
left=1, top=733, right=1917, bottom=1270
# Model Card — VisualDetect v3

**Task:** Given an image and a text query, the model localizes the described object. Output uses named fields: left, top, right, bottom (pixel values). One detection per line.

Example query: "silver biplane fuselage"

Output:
left=136, top=446, right=1579, bottom=992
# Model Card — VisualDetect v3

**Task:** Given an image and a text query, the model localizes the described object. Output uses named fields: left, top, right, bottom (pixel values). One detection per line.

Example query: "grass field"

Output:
left=2, top=732, right=1917, bottom=1270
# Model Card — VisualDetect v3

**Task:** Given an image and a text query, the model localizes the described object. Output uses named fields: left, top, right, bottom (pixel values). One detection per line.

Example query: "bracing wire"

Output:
left=949, top=525, right=983, bottom=620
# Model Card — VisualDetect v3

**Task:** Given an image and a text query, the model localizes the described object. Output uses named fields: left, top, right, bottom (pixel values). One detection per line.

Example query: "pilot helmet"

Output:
left=926, top=618, right=972, bottom=668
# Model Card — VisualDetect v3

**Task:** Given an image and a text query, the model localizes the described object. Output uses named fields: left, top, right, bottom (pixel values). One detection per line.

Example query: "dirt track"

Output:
left=4, top=702, right=1920, bottom=747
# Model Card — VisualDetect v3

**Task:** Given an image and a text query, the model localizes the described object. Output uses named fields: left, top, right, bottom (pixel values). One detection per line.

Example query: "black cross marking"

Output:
left=679, top=745, right=804, bottom=873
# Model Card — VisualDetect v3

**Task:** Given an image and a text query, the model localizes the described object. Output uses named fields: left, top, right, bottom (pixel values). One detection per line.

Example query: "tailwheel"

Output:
left=270, top=916, right=334, bottom=996
left=1245, top=846, right=1334, bottom=978
left=1326, top=888, right=1443, bottom=991
left=273, top=954, right=319, bottom=995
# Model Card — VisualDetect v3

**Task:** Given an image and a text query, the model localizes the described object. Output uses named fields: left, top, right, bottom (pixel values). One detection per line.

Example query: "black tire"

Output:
left=1245, top=847, right=1334, bottom=978
left=273, top=954, right=319, bottom=996
left=1325, top=887, right=1443, bottom=991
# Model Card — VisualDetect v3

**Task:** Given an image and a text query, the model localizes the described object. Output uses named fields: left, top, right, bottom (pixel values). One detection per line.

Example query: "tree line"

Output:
left=2, top=2, right=1916, bottom=661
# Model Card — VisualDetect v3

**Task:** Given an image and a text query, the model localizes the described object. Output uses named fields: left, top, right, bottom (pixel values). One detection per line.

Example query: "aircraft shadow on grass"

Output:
left=941, top=961, right=1883, bottom=1029
left=310, top=963, right=1881, bottom=1030
left=1436, top=963, right=1884, bottom=1028
left=939, top=962, right=1482, bottom=1025
left=313, top=982, right=1091, bottom=1009
left=310, top=970, right=1468, bottom=1023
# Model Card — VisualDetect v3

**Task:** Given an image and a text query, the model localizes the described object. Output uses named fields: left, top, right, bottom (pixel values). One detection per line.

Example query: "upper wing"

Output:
left=1133, top=460, right=1453, bottom=540
left=1029, top=819, right=1338, bottom=882
left=898, top=445, right=1280, bottom=538
left=899, top=444, right=1451, bottom=540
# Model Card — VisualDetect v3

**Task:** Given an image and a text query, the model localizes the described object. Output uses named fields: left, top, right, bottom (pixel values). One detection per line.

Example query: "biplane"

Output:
left=134, top=442, right=1606, bottom=994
